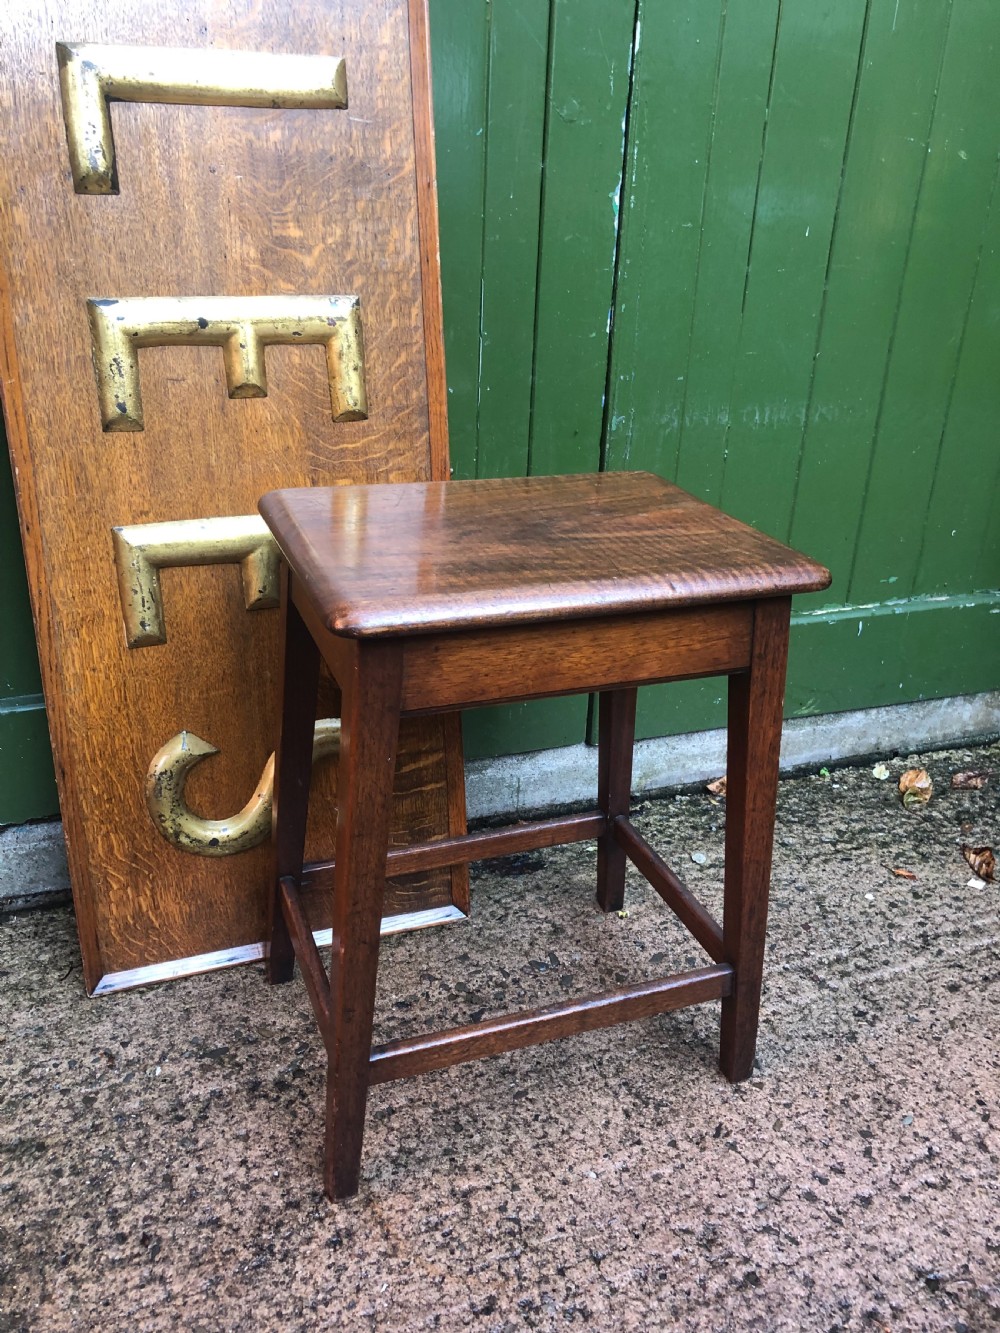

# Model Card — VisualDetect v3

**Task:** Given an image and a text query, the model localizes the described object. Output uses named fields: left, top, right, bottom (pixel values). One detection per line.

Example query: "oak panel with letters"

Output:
left=0, top=0, right=466, bottom=992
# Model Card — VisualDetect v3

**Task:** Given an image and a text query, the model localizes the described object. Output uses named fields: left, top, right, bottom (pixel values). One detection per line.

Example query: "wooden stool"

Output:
left=259, top=471, right=830, bottom=1198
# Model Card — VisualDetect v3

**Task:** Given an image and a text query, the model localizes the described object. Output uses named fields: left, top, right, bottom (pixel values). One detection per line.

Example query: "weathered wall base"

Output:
left=469, top=690, right=1000, bottom=820
left=3, top=690, right=997, bottom=913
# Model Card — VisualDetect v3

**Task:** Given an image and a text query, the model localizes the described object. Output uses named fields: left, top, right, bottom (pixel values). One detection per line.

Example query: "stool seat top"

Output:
left=259, top=472, right=831, bottom=638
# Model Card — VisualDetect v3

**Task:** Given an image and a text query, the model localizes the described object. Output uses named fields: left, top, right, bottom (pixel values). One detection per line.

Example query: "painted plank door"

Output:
left=433, top=0, right=638, bottom=757
left=604, top=0, right=1000, bottom=740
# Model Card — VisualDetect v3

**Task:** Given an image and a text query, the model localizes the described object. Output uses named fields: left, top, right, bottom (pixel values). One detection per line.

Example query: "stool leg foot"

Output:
left=596, top=688, right=637, bottom=912
left=324, top=642, right=403, bottom=1200
left=269, top=572, right=321, bottom=986
left=720, top=599, right=790, bottom=1083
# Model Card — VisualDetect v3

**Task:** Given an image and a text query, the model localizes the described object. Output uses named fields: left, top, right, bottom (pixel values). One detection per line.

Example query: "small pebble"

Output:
left=691, top=851, right=707, bottom=865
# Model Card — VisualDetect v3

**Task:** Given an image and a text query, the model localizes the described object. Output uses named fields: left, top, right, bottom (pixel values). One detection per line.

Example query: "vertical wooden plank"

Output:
left=718, top=0, right=870, bottom=532
left=476, top=0, right=550, bottom=480
left=913, top=169, right=1000, bottom=595
left=453, top=2, right=575, bottom=759
left=267, top=571, right=322, bottom=984
left=0, top=709, right=57, bottom=822
left=595, top=687, right=637, bottom=913
left=527, top=0, right=636, bottom=476
left=673, top=0, right=781, bottom=503
left=603, top=0, right=879, bottom=674
left=602, top=0, right=776, bottom=747
left=429, top=0, right=490, bottom=481
left=788, top=0, right=954, bottom=607
left=410, top=0, right=471, bottom=915
left=466, top=0, right=636, bottom=760
left=627, top=677, right=727, bottom=747
left=603, top=0, right=725, bottom=477
left=461, top=697, right=587, bottom=761
left=848, top=0, right=1000, bottom=604
left=324, top=639, right=404, bottom=1199
left=720, top=598, right=790, bottom=1083
left=0, top=430, right=58, bottom=821
left=409, top=0, right=453, bottom=483
left=972, top=468, right=1000, bottom=595
left=0, top=444, right=40, bottom=700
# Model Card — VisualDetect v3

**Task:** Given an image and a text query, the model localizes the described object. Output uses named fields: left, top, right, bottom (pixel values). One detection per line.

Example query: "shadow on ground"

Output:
left=0, top=743, right=997, bottom=1331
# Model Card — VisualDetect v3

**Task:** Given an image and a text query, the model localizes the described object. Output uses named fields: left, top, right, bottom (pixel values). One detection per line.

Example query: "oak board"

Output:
left=0, top=0, right=467, bottom=993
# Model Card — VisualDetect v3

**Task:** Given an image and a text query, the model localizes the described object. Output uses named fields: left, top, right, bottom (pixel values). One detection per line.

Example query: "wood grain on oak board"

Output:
left=0, top=0, right=467, bottom=990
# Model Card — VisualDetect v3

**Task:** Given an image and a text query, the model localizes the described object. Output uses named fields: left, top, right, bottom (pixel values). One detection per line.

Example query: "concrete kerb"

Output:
left=2, top=690, right=997, bottom=912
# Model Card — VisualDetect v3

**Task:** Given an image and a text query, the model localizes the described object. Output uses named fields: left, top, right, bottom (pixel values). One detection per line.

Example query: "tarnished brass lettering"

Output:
left=112, top=515, right=280, bottom=648
left=57, top=42, right=347, bottom=194
left=146, top=721, right=341, bottom=857
left=88, top=295, right=367, bottom=431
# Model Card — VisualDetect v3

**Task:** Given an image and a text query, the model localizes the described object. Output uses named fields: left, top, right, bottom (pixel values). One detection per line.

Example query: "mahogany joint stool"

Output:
left=258, top=471, right=830, bottom=1198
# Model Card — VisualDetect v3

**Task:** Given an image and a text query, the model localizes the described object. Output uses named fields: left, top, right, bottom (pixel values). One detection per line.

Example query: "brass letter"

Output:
left=88, top=295, right=367, bottom=431
left=145, top=720, right=341, bottom=857
left=112, top=515, right=280, bottom=648
left=57, top=42, right=348, bottom=194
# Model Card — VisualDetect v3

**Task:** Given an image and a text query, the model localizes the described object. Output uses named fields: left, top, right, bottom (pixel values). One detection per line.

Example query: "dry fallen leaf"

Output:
left=961, top=845, right=995, bottom=881
left=899, top=768, right=932, bottom=810
left=890, top=867, right=917, bottom=880
left=706, top=776, right=727, bottom=797
left=951, top=770, right=991, bottom=790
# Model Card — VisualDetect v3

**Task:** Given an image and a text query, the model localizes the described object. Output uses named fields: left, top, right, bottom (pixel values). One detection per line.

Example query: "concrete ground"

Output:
left=0, top=742, right=997, bottom=1332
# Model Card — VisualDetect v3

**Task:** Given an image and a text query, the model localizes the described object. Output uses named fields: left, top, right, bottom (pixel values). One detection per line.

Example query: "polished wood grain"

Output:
left=396, top=604, right=753, bottom=712
left=259, top=472, right=831, bottom=637
left=289, top=561, right=757, bottom=712
left=719, top=597, right=790, bottom=1081
left=368, top=965, right=734, bottom=1085
left=303, top=809, right=607, bottom=882
left=269, top=570, right=322, bottom=984
left=324, top=635, right=404, bottom=1199
left=263, top=474, right=823, bottom=1196
left=595, top=688, right=637, bottom=912
left=0, top=0, right=467, bottom=989
left=279, top=875, right=332, bottom=1043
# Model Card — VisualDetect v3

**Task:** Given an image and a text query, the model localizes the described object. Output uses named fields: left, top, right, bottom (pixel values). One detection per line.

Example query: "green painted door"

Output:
left=0, top=417, right=57, bottom=823
left=432, top=0, right=638, bottom=757
left=2, top=0, right=998, bottom=824
left=602, top=0, right=1000, bottom=741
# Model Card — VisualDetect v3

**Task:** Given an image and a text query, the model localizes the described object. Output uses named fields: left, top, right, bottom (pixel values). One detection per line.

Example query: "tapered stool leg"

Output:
left=720, top=598, right=790, bottom=1082
left=268, top=569, right=322, bottom=985
left=596, top=687, right=637, bottom=912
left=324, top=640, right=404, bottom=1199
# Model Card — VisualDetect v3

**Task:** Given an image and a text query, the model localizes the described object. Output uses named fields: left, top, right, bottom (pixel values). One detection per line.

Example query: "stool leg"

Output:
left=268, top=570, right=321, bottom=985
left=720, top=598, right=790, bottom=1082
left=324, top=641, right=403, bottom=1200
left=596, top=687, right=637, bottom=912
